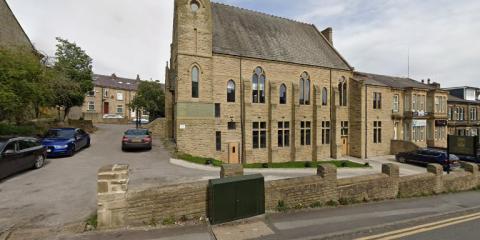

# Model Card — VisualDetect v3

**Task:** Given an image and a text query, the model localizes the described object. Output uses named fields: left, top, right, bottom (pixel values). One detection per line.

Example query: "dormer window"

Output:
left=190, top=0, right=200, bottom=12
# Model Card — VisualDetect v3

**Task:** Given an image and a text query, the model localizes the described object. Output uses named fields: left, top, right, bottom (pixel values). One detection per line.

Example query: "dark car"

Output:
left=0, top=137, right=47, bottom=180
left=41, top=128, right=90, bottom=157
left=122, top=129, right=152, bottom=151
left=396, top=149, right=460, bottom=170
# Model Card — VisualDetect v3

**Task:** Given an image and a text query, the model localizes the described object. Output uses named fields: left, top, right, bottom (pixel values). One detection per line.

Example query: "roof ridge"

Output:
left=212, top=2, right=313, bottom=26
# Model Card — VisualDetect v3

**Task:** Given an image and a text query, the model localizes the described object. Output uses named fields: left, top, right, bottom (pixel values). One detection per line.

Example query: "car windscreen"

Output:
left=45, top=130, right=75, bottom=139
left=0, top=141, right=5, bottom=151
left=125, top=129, right=148, bottom=135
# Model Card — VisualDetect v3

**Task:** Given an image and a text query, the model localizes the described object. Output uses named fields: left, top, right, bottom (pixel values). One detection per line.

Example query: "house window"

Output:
left=341, top=121, right=349, bottom=136
left=215, top=103, right=220, bottom=118
left=227, top=80, right=235, bottom=102
left=88, top=90, right=95, bottom=97
left=459, top=107, right=465, bottom=120
left=322, top=87, right=328, bottom=106
left=412, top=94, right=417, bottom=111
left=435, top=126, right=446, bottom=140
left=103, top=89, right=109, bottom=98
left=278, top=121, right=290, bottom=147
left=299, top=72, right=310, bottom=105
left=321, top=121, right=330, bottom=145
left=373, top=121, right=382, bottom=143
left=116, top=92, right=124, bottom=101
left=470, top=107, right=477, bottom=121
left=338, top=77, right=347, bottom=106
left=300, top=121, right=311, bottom=146
left=448, top=107, right=452, bottom=120
left=393, top=95, right=399, bottom=112
left=216, top=131, right=221, bottom=151
left=253, top=122, right=267, bottom=149
left=117, top=105, right=123, bottom=114
left=228, top=122, right=236, bottom=130
left=279, top=84, right=287, bottom=104
left=373, top=92, right=382, bottom=109
left=252, top=67, right=266, bottom=103
left=88, top=101, right=95, bottom=111
left=192, top=66, right=199, bottom=98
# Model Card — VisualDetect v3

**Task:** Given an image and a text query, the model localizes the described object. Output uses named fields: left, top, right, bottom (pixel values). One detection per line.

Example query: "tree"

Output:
left=53, top=37, right=93, bottom=120
left=130, top=81, right=165, bottom=121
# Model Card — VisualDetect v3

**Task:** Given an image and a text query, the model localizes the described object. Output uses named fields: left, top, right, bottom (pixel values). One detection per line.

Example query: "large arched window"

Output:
left=252, top=67, right=266, bottom=103
left=227, top=80, right=235, bottom=102
left=338, top=77, right=347, bottom=106
left=191, top=66, right=199, bottom=98
left=300, top=72, right=310, bottom=105
left=279, top=84, right=287, bottom=104
left=322, top=87, right=328, bottom=106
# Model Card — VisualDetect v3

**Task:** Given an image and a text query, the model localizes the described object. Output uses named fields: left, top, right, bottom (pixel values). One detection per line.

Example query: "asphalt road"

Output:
left=0, top=124, right=217, bottom=233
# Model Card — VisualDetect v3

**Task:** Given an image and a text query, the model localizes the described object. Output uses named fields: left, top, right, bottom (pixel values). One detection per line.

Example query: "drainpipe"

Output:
left=240, top=58, right=246, bottom=164
left=365, top=84, right=368, bottom=159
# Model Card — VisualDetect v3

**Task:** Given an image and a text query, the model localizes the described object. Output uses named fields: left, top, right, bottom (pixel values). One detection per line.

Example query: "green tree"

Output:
left=130, top=81, right=165, bottom=120
left=53, top=37, right=93, bottom=119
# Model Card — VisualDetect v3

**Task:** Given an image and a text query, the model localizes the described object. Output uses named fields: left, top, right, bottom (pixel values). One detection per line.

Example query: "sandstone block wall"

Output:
left=147, top=118, right=168, bottom=138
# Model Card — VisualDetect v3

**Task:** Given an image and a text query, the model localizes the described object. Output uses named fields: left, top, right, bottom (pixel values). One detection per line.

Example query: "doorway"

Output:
left=341, top=137, right=349, bottom=156
left=103, top=102, right=109, bottom=114
left=394, top=122, right=399, bottom=140
left=228, top=142, right=239, bottom=164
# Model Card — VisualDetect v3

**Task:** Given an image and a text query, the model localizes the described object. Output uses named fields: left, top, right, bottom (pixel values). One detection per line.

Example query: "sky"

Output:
left=6, top=0, right=480, bottom=87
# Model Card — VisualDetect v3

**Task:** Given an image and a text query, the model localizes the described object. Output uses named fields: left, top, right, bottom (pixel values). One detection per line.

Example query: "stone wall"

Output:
left=97, top=162, right=480, bottom=229
left=146, top=118, right=168, bottom=138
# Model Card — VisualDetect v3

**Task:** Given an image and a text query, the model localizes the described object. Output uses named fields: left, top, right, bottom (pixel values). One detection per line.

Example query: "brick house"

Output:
left=446, top=87, right=480, bottom=137
left=81, top=74, right=141, bottom=122
left=164, top=0, right=449, bottom=163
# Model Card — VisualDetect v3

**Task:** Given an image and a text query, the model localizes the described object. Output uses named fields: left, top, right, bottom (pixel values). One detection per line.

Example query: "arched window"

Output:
left=338, top=77, right=347, bottom=106
left=252, top=67, right=266, bottom=103
left=322, top=87, right=328, bottom=106
left=279, top=84, right=287, bottom=104
left=227, top=80, right=235, bottom=102
left=191, top=66, right=199, bottom=98
left=300, top=72, right=310, bottom=105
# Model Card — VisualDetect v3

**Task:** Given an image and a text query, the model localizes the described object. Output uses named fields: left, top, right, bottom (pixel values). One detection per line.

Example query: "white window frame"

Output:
left=117, top=105, right=124, bottom=114
left=393, top=95, right=399, bottom=112
left=88, top=101, right=95, bottom=111
left=116, top=92, right=124, bottom=101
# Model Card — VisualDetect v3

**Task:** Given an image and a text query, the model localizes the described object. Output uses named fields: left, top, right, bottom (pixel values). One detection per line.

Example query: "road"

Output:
left=0, top=124, right=217, bottom=234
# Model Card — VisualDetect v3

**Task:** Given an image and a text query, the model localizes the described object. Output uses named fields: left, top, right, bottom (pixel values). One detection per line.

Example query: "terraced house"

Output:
left=446, top=86, right=480, bottom=137
left=164, top=0, right=449, bottom=164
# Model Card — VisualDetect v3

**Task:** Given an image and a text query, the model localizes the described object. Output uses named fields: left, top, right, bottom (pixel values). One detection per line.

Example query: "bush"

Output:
left=276, top=200, right=288, bottom=212
left=0, top=123, right=46, bottom=137
left=262, top=163, right=269, bottom=168
left=326, top=200, right=338, bottom=207
left=162, top=216, right=176, bottom=225
left=309, top=201, right=323, bottom=208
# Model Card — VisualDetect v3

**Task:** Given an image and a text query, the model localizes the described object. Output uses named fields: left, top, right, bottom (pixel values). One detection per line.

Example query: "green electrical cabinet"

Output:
left=208, top=174, right=265, bottom=224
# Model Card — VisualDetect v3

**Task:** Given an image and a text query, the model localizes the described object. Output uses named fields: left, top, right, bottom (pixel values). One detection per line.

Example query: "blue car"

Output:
left=41, top=128, right=90, bottom=157
left=396, top=149, right=460, bottom=171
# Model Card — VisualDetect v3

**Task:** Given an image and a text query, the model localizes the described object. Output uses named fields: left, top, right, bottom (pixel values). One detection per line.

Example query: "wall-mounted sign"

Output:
left=412, top=120, right=427, bottom=127
left=179, top=124, right=186, bottom=129
left=435, top=120, right=448, bottom=126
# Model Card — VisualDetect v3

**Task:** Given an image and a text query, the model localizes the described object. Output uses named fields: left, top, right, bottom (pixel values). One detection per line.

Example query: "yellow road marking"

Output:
left=356, top=212, right=480, bottom=240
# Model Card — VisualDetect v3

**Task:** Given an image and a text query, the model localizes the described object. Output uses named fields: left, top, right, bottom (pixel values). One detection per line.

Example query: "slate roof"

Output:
left=211, top=3, right=352, bottom=71
left=354, top=72, right=437, bottom=90
left=93, top=74, right=140, bottom=91
left=448, top=95, right=480, bottom=104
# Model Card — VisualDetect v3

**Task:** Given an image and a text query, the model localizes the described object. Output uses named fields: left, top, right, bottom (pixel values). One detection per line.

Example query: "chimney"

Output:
left=421, top=79, right=425, bottom=83
left=136, top=74, right=140, bottom=81
left=321, top=27, right=333, bottom=45
left=427, top=78, right=431, bottom=84
left=111, top=73, right=117, bottom=79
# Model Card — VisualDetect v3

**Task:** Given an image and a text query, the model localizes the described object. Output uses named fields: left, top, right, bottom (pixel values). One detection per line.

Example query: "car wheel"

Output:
left=398, top=157, right=406, bottom=163
left=86, top=139, right=91, bottom=148
left=34, top=155, right=45, bottom=169
left=67, top=145, right=75, bottom=157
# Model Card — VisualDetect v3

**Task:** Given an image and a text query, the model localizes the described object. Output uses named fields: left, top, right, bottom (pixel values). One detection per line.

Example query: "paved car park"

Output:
left=0, top=124, right=428, bottom=235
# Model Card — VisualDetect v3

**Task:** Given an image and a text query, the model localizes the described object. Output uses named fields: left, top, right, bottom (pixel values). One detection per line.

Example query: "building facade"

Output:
left=0, top=0, right=34, bottom=48
left=80, top=74, right=140, bottom=122
left=446, top=87, right=480, bottom=137
left=164, top=0, right=448, bottom=164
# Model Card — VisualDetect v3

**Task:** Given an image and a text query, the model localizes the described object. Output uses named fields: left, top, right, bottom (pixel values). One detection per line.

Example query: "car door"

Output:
left=17, top=140, right=36, bottom=170
left=78, top=129, right=89, bottom=148
left=74, top=130, right=83, bottom=150
left=0, top=141, right=20, bottom=179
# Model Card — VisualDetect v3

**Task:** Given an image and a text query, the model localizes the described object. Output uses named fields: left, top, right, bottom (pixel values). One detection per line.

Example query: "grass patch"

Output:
left=175, top=153, right=223, bottom=167
left=243, top=160, right=367, bottom=169
left=85, top=214, right=97, bottom=231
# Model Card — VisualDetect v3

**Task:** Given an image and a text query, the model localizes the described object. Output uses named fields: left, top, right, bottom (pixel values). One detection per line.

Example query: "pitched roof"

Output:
left=211, top=3, right=351, bottom=71
left=93, top=74, right=140, bottom=91
left=354, top=72, right=437, bottom=90
left=448, top=95, right=480, bottom=104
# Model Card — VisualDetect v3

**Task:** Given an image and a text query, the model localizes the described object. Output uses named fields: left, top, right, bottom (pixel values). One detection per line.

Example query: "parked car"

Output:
left=103, top=114, right=124, bottom=119
left=122, top=129, right=152, bottom=151
left=41, top=128, right=90, bottom=157
left=455, top=154, right=480, bottom=164
left=131, top=118, right=150, bottom=125
left=396, top=149, right=460, bottom=170
left=0, top=137, right=47, bottom=180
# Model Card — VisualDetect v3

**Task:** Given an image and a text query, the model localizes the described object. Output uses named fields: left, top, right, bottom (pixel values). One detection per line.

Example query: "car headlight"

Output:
left=53, top=145, right=69, bottom=149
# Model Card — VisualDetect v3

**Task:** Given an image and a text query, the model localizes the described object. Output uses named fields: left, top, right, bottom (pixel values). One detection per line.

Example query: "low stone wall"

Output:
left=391, top=140, right=420, bottom=155
left=97, top=162, right=480, bottom=229
left=146, top=118, right=168, bottom=138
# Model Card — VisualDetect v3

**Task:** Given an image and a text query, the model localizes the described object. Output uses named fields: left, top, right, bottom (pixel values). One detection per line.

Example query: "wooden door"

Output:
left=341, top=137, right=349, bottom=156
left=103, top=102, right=109, bottom=114
left=228, top=142, right=240, bottom=164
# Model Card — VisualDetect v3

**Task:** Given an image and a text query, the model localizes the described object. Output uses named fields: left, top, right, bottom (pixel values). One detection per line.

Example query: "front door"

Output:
left=103, top=102, right=109, bottom=114
left=341, top=137, right=349, bottom=156
left=394, top=122, right=399, bottom=140
left=228, top=142, right=240, bottom=164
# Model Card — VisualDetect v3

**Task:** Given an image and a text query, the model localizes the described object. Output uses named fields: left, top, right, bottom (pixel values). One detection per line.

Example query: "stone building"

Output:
left=0, top=0, right=34, bottom=49
left=80, top=74, right=141, bottom=122
left=446, top=87, right=480, bottom=137
left=164, top=0, right=448, bottom=163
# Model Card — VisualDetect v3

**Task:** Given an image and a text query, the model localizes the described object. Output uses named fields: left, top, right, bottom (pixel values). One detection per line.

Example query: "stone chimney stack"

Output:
left=111, top=73, right=117, bottom=79
left=427, top=78, right=431, bottom=84
left=136, top=74, right=140, bottom=81
left=421, top=79, right=425, bottom=83
left=321, top=27, right=333, bottom=45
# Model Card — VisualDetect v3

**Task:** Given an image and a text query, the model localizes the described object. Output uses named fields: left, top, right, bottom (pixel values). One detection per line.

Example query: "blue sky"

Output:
left=7, top=0, right=480, bottom=87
